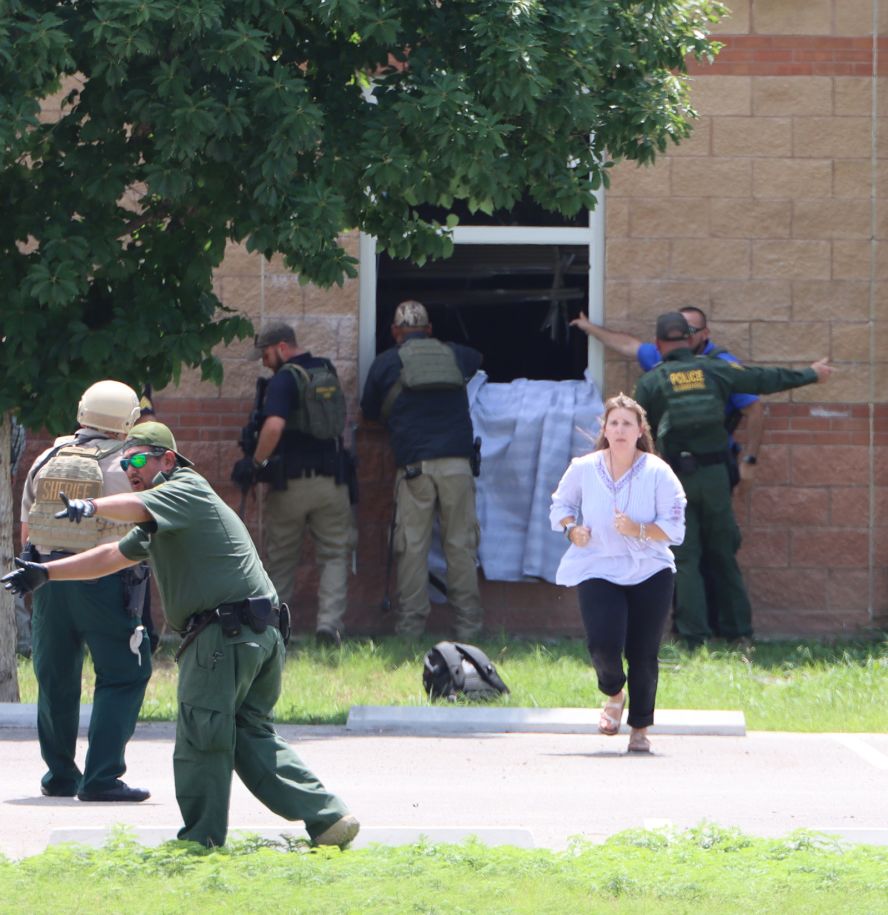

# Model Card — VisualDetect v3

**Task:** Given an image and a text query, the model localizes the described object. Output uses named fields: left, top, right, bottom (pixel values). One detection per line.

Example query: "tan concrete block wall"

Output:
left=712, top=116, right=793, bottom=157
left=712, top=0, right=751, bottom=35
left=601, top=27, right=885, bottom=635
left=751, top=0, right=832, bottom=35
left=834, top=0, right=888, bottom=36
left=752, top=77, right=832, bottom=116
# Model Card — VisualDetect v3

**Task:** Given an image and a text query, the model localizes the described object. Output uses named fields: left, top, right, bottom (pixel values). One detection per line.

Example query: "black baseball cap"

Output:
left=655, top=312, right=692, bottom=342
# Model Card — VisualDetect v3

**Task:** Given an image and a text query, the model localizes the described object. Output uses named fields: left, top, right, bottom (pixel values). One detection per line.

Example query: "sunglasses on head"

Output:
left=120, top=450, right=165, bottom=471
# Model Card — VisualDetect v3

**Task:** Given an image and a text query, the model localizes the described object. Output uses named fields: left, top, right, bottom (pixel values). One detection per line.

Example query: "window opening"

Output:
left=375, top=242, right=590, bottom=382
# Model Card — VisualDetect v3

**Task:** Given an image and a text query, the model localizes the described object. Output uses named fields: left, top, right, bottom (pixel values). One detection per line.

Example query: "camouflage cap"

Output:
left=125, top=421, right=194, bottom=467
left=392, top=300, right=429, bottom=327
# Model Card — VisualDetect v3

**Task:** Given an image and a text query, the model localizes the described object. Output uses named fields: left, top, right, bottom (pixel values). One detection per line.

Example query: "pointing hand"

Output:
left=54, top=492, right=97, bottom=523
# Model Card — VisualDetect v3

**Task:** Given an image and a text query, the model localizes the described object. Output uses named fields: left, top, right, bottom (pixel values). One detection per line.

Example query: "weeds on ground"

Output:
left=0, top=825, right=885, bottom=914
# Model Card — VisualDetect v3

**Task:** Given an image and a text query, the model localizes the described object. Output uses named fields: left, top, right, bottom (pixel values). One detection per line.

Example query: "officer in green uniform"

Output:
left=633, top=313, right=834, bottom=647
left=4, top=422, right=358, bottom=850
left=19, top=380, right=151, bottom=801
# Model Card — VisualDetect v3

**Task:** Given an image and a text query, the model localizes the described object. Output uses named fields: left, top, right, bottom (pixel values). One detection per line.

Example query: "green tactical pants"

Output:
left=174, top=622, right=350, bottom=848
left=264, top=475, right=354, bottom=633
left=31, top=575, right=151, bottom=795
left=394, top=457, right=483, bottom=641
left=673, top=463, right=752, bottom=645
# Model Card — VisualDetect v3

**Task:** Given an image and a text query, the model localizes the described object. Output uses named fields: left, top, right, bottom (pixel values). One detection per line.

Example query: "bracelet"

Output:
left=638, top=522, right=647, bottom=542
left=564, top=522, right=577, bottom=541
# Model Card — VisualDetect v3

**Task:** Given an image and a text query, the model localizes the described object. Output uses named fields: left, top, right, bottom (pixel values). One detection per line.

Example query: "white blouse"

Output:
left=549, top=450, right=686, bottom=587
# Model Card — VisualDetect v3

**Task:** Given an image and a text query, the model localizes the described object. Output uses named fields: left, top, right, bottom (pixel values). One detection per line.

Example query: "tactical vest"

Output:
left=282, top=361, right=346, bottom=441
left=706, top=346, right=743, bottom=434
left=655, top=357, right=726, bottom=453
left=27, top=440, right=133, bottom=553
left=381, top=338, right=466, bottom=420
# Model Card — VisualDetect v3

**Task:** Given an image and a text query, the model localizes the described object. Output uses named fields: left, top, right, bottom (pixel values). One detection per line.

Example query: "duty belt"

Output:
left=175, top=599, right=281, bottom=662
left=666, top=450, right=727, bottom=474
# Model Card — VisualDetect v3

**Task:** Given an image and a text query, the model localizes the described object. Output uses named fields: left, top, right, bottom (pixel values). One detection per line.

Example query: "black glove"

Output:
left=54, top=492, right=97, bottom=523
left=1, top=558, right=49, bottom=596
left=231, top=456, right=257, bottom=490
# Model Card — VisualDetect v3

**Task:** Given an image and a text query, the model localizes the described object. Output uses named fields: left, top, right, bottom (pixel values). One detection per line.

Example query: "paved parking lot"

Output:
left=1, top=722, right=886, bottom=859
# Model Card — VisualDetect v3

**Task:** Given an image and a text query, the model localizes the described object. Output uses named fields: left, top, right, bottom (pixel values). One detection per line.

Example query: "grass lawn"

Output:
left=15, top=635, right=888, bottom=732
left=0, top=826, right=886, bottom=914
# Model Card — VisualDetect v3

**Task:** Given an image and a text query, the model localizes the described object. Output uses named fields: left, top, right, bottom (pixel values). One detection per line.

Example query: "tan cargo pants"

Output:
left=394, top=456, right=483, bottom=640
left=264, top=474, right=354, bottom=634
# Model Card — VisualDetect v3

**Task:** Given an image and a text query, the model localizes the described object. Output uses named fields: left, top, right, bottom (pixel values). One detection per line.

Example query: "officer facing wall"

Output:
left=361, top=300, right=485, bottom=640
left=633, top=313, right=834, bottom=648
left=232, top=322, right=356, bottom=646
left=19, top=380, right=151, bottom=802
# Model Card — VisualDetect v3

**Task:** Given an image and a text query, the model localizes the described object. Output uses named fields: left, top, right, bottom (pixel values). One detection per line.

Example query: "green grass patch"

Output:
left=1, top=826, right=886, bottom=914
left=15, top=636, right=888, bottom=732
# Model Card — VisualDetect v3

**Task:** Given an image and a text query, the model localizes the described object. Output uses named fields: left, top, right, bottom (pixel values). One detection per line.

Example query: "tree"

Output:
left=0, top=0, right=724, bottom=697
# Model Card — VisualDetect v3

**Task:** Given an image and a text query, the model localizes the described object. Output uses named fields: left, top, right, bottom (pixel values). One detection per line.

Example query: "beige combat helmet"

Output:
left=77, top=380, right=140, bottom=435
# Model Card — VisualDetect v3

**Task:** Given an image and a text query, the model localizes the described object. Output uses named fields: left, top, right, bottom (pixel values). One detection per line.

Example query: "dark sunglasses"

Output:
left=686, top=325, right=705, bottom=334
left=120, top=450, right=165, bottom=471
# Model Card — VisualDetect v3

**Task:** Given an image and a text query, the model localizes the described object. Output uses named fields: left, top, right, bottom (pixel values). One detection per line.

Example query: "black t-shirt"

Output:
left=263, top=352, right=339, bottom=471
left=361, top=334, right=482, bottom=467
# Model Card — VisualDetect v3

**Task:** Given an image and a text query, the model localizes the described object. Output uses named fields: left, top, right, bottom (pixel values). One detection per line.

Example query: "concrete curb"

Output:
left=0, top=703, right=93, bottom=729
left=0, top=704, right=747, bottom=736
left=346, top=706, right=747, bottom=736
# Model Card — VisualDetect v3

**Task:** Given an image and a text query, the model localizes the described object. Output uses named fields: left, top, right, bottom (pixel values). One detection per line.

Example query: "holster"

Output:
left=257, top=455, right=288, bottom=491
left=470, top=437, right=482, bottom=478
left=122, top=563, right=150, bottom=618
left=279, top=602, right=291, bottom=646
left=335, top=449, right=359, bottom=504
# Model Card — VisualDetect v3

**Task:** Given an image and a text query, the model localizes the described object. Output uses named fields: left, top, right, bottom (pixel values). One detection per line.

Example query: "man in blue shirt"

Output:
left=571, top=307, right=764, bottom=487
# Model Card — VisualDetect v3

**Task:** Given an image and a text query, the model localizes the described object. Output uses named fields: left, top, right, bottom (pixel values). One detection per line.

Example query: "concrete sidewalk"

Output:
left=1, top=722, right=887, bottom=860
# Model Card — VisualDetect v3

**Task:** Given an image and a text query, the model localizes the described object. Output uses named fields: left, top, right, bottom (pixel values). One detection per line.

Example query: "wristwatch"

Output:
left=563, top=522, right=578, bottom=541
left=742, top=455, right=757, bottom=465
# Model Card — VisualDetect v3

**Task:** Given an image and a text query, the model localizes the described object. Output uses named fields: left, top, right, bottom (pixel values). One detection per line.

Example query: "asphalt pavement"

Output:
left=1, top=721, right=887, bottom=859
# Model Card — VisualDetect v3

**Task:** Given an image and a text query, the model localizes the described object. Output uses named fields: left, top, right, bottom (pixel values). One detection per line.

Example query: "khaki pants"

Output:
left=264, top=475, right=354, bottom=634
left=394, top=457, right=483, bottom=640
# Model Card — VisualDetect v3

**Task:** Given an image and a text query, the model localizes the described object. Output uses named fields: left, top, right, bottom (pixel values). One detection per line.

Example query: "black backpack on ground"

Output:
left=422, top=641, right=509, bottom=701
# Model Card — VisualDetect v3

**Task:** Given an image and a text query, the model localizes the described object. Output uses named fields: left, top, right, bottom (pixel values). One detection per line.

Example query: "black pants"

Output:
left=578, top=568, right=674, bottom=729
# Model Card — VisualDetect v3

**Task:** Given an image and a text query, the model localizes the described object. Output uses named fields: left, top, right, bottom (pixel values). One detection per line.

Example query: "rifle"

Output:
left=236, top=376, right=269, bottom=517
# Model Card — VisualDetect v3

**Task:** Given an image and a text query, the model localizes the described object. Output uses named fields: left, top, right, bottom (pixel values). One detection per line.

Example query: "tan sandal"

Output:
left=627, top=731, right=651, bottom=754
left=598, top=693, right=625, bottom=736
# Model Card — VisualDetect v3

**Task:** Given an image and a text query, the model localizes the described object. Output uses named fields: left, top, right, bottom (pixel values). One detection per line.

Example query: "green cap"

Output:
left=125, top=421, right=194, bottom=467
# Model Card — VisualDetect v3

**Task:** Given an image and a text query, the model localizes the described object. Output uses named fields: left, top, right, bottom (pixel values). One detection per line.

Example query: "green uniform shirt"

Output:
left=118, top=466, right=277, bottom=631
left=634, top=348, right=818, bottom=456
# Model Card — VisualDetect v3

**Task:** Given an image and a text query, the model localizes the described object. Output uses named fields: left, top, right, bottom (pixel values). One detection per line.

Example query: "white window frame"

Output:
left=358, top=194, right=606, bottom=392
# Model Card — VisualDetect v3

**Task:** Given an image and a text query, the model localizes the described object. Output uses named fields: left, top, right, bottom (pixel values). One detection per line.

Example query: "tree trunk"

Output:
left=0, top=412, right=20, bottom=701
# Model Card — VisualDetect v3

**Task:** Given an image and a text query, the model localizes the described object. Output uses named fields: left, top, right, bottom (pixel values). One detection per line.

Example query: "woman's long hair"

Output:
left=592, top=392, right=655, bottom=453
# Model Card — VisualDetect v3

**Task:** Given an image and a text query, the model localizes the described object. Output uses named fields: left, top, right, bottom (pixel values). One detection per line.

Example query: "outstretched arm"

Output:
left=47, top=542, right=139, bottom=581
left=570, top=311, right=643, bottom=360
left=2, top=542, right=140, bottom=596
